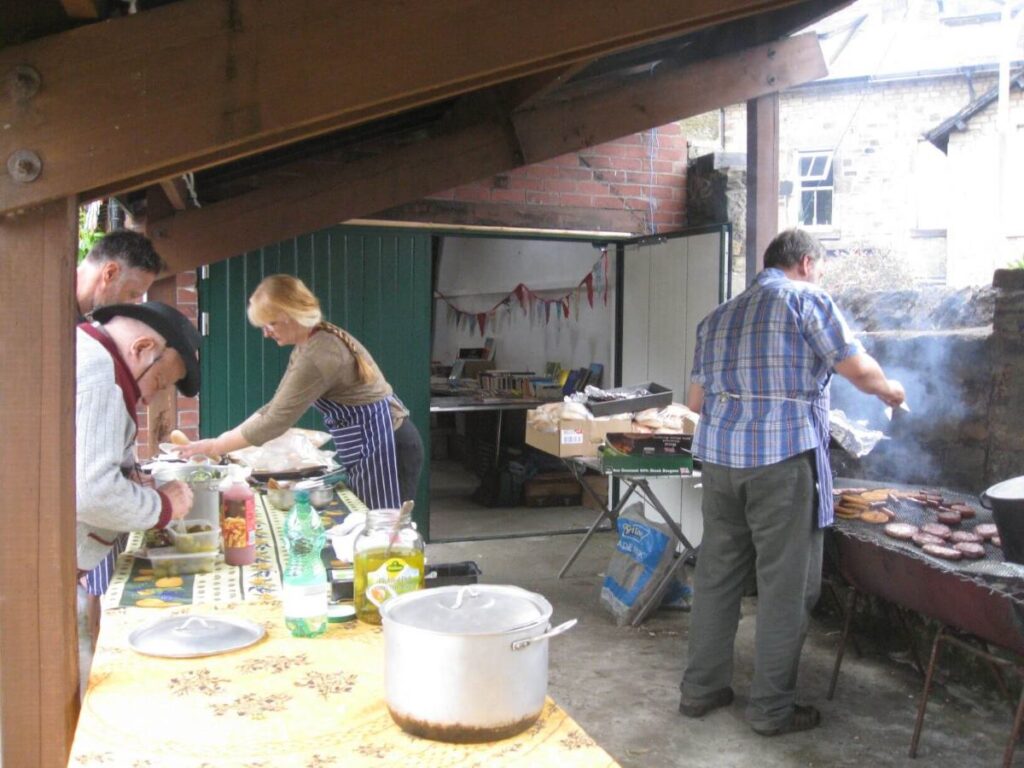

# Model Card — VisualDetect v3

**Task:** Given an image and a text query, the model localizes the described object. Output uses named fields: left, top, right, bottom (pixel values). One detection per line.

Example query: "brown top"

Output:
left=239, top=323, right=407, bottom=446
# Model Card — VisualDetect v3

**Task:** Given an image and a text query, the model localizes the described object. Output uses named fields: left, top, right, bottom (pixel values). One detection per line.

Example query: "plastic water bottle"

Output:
left=283, top=489, right=328, bottom=637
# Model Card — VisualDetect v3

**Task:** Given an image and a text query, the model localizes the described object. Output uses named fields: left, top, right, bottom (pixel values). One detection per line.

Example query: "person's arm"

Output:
left=834, top=353, right=905, bottom=407
left=687, top=382, right=704, bottom=413
left=179, top=427, right=250, bottom=459
left=181, top=345, right=333, bottom=458
left=77, top=380, right=171, bottom=531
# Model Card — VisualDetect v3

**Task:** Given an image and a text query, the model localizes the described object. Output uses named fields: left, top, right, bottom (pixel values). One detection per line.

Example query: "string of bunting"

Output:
left=435, top=249, right=610, bottom=336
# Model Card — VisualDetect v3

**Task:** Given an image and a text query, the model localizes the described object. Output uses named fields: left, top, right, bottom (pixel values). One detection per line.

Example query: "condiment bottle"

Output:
left=283, top=490, right=328, bottom=638
left=221, top=481, right=255, bottom=565
left=353, top=505, right=424, bottom=624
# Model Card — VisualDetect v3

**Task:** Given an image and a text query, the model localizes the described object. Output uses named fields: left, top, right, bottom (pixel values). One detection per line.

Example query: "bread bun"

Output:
left=169, top=429, right=190, bottom=446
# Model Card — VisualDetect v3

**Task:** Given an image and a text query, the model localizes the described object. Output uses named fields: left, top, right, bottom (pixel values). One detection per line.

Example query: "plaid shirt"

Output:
left=690, top=268, right=863, bottom=526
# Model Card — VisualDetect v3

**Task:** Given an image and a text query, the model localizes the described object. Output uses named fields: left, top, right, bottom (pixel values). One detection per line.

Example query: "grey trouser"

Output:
left=680, top=451, right=823, bottom=729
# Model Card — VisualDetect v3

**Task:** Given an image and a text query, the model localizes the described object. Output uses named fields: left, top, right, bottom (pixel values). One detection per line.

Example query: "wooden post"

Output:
left=745, top=92, right=779, bottom=285
left=0, top=198, right=80, bottom=767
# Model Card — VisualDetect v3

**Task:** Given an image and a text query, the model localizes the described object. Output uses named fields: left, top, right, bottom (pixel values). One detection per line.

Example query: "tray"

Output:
left=248, top=465, right=328, bottom=482
left=585, top=382, right=672, bottom=416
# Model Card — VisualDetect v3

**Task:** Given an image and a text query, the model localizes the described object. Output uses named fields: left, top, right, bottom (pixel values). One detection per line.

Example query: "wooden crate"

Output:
left=523, top=472, right=582, bottom=507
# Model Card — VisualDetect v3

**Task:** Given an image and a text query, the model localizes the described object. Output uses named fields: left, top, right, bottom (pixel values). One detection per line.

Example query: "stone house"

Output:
left=704, top=0, right=1024, bottom=287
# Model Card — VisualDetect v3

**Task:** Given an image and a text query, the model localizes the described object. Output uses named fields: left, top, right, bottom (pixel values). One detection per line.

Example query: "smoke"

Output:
left=830, top=331, right=978, bottom=488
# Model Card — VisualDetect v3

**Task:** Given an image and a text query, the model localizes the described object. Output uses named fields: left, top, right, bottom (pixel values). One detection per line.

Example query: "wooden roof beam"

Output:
left=0, top=0, right=811, bottom=214
left=510, top=32, right=825, bottom=162
left=150, top=34, right=826, bottom=274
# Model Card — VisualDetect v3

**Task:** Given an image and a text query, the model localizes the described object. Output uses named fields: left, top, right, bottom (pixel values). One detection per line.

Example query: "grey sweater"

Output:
left=76, top=327, right=170, bottom=571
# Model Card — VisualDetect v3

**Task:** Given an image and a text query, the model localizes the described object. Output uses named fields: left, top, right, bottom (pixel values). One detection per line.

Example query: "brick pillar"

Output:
left=175, top=270, right=201, bottom=441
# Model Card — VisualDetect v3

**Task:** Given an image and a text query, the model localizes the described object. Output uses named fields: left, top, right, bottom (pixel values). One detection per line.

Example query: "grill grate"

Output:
left=834, top=482, right=1024, bottom=607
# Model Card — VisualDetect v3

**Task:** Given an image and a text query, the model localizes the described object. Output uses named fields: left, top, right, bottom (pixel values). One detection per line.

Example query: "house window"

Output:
left=798, top=152, right=833, bottom=227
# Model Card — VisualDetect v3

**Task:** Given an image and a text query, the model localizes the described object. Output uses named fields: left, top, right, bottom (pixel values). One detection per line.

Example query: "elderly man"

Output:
left=76, top=229, right=165, bottom=319
left=679, top=229, right=905, bottom=736
left=76, top=302, right=200, bottom=588
left=75, top=230, right=168, bottom=607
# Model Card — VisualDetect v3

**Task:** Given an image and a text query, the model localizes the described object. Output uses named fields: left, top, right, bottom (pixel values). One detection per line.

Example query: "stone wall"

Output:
left=830, top=274, right=1024, bottom=492
left=685, top=152, right=747, bottom=293
left=986, top=269, right=1024, bottom=486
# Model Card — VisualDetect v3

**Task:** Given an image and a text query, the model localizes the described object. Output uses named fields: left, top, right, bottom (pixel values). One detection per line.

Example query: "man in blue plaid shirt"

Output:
left=679, top=229, right=904, bottom=736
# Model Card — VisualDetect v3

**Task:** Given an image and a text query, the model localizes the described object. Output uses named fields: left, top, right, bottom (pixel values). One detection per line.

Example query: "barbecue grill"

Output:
left=828, top=481, right=1024, bottom=767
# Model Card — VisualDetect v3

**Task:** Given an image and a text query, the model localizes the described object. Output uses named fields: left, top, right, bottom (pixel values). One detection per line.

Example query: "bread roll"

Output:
left=169, top=429, right=190, bottom=446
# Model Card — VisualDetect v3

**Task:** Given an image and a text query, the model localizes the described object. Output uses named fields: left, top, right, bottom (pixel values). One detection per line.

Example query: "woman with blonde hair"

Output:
left=181, top=275, right=422, bottom=508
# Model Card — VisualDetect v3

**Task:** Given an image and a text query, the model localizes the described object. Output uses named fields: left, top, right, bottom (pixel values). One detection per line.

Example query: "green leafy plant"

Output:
left=77, top=206, right=104, bottom=263
left=1009, top=255, right=1024, bottom=270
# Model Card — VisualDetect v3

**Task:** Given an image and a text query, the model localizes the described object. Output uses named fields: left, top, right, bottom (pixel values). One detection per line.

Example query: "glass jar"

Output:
left=353, top=506, right=424, bottom=624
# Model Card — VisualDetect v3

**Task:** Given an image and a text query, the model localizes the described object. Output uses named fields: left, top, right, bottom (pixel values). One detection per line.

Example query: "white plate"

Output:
left=158, top=442, right=181, bottom=456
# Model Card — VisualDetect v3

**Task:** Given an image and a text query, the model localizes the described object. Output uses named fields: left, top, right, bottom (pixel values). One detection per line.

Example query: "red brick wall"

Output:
left=134, top=270, right=201, bottom=453
left=174, top=270, right=200, bottom=441
left=377, top=122, right=689, bottom=233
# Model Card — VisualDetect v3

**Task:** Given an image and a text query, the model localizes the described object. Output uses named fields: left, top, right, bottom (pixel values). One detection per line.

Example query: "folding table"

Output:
left=559, top=455, right=700, bottom=625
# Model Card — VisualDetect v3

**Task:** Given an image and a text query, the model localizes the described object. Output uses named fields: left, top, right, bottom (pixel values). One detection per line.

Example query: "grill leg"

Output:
left=827, top=587, right=858, bottom=701
left=910, top=625, right=947, bottom=758
left=1002, top=679, right=1024, bottom=768
left=978, top=640, right=1014, bottom=707
left=893, top=605, right=925, bottom=676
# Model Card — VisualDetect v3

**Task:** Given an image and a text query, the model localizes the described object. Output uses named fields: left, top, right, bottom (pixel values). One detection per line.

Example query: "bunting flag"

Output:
left=434, top=249, right=610, bottom=336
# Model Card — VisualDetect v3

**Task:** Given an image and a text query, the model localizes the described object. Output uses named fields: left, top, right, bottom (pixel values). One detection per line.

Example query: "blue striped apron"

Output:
left=722, top=382, right=834, bottom=528
left=313, top=397, right=401, bottom=509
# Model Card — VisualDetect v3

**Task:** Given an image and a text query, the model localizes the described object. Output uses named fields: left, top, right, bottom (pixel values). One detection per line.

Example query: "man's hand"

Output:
left=879, top=379, right=906, bottom=409
left=161, top=480, right=194, bottom=520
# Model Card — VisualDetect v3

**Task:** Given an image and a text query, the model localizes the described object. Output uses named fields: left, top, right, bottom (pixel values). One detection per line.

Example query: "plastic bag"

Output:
left=228, top=428, right=338, bottom=473
left=600, top=503, right=691, bottom=625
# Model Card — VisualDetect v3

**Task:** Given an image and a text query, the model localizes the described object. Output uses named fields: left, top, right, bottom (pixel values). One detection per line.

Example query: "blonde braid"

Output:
left=319, top=323, right=376, bottom=384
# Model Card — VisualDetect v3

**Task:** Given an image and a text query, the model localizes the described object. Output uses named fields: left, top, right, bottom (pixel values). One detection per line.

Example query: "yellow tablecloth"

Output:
left=69, top=600, right=619, bottom=767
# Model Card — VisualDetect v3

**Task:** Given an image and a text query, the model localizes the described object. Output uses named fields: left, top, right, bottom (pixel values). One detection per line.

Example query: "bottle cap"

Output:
left=327, top=603, right=356, bottom=622
left=295, top=489, right=310, bottom=504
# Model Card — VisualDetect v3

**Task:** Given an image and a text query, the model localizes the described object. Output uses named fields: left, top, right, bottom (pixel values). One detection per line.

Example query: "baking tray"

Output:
left=248, top=465, right=329, bottom=482
left=585, top=382, right=672, bottom=416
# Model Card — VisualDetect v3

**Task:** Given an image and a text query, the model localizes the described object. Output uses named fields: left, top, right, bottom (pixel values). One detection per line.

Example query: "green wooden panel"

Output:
left=199, top=226, right=432, bottom=537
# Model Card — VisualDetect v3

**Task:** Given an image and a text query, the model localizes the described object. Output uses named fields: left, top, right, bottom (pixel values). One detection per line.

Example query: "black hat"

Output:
left=92, top=301, right=202, bottom=397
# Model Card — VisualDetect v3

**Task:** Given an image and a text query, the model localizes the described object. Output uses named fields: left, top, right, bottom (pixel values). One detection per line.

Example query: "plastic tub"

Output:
left=143, top=547, right=218, bottom=578
left=170, top=522, right=220, bottom=554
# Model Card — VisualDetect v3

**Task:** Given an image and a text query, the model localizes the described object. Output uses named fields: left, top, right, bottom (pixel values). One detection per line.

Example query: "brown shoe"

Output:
left=752, top=704, right=821, bottom=736
left=679, top=687, right=734, bottom=718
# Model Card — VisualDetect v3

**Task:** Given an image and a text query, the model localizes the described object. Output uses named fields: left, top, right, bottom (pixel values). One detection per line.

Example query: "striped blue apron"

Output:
left=313, top=397, right=401, bottom=509
left=722, top=381, right=834, bottom=528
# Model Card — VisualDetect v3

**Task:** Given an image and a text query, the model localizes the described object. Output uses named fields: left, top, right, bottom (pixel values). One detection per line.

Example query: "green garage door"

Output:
left=198, top=225, right=432, bottom=535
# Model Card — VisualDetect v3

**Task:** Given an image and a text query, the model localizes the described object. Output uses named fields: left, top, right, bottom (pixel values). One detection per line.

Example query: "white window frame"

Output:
left=798, top=151, right=834, bottom=229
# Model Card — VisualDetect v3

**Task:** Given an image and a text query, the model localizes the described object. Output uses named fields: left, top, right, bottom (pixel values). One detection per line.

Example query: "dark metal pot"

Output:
left=379, top=585, right=576, bottom=743
left=981, top=476, right=1024, bottom=564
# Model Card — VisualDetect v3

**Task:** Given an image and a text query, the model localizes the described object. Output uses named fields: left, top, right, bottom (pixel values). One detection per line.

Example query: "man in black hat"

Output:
left=76, top=302, right=201, bottom=599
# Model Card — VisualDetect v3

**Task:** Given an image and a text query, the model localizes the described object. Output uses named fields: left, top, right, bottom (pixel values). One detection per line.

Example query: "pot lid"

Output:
left=381, top=585, right=552, bottom=635
left=128, top=614, right=265, bottom=658
left=985, top=476, right=1024, bottom=501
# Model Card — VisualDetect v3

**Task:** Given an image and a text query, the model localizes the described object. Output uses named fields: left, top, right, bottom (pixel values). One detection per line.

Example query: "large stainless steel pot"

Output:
left=981, top=475, right=1024, bottom=564
left=379, top=584, right=576, bottom=743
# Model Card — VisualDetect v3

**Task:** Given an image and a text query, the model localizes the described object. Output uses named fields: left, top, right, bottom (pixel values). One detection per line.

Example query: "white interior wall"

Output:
left=621, top=231, right=724, bottom=546
left=433, top=236, right=613, bottom=376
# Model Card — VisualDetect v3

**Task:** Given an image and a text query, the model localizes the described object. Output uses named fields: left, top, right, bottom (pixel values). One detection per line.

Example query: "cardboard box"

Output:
left=605, top=432, right=693, bottom=456
left=525, top=413, right=633, bottom=458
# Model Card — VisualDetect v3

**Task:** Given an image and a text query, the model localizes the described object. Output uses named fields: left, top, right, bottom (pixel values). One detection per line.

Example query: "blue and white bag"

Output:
left=600, top=502, right=691, bottom=625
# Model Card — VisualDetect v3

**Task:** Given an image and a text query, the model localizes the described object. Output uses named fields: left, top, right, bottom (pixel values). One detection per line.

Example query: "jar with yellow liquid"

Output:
left=353, top=505, right=424, bottom=624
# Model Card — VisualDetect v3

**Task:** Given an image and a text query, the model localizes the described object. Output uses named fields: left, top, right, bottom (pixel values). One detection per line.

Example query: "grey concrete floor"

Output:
left=427, top=531, right=1020, bottom=768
